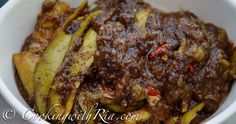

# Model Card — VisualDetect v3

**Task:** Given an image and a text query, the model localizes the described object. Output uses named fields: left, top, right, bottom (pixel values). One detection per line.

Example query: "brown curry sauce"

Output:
left=15, top=0, right=235, bottom=123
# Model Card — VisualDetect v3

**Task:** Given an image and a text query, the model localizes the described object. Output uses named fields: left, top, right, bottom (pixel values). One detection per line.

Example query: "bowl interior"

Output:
left=0, top=0, right=236, bottom=123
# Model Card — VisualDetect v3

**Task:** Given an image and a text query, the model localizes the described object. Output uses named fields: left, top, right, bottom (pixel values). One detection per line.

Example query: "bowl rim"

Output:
left=0, top=0, right=49, bottom=123
left=0, top=79, right=49, bottom=124
left=0, top=0, right=236, bottom=124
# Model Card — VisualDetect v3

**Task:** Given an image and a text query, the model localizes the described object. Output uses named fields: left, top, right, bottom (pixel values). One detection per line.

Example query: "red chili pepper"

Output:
left=188, top=64, right=194, bottom=74
left=103, top=86, right=112, bottom=93
left=149, top=44, right=168, bottom=59
left=147, top=87, right=160, bottom=96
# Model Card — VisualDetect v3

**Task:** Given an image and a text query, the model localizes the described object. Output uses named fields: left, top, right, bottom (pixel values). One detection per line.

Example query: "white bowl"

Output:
left=0, top=0, right=236, bottom=123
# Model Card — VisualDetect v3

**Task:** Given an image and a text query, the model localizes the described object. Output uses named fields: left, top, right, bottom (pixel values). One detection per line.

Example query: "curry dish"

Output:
left=13, top=0, right=236, bottom=123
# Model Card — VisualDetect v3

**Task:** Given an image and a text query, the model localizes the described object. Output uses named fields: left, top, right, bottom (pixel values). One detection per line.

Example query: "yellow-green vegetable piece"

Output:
left=48, top=80, right=65, bottom=115
left=69, top=10, right=102, bottom=51
left=218, top=28, right=227, bottom=41
left=131, top=84, right=146, bottom=101
left=135, top=9, right=150, bottom=29
left=62, top=0, right=88, bottom=29
left=78, top=91, right=102, bottom=124
left=34, top=31, right=72, bottom=114
left=178, top=41, right=188, bottom=54
left=230, top=50, right=236, bottom=79
left=35, top=0, right=96, bottom=114
left=181, top=102, right=205, bottom=124
left=65, top=89, right=78, bottom=114
left=13, top=51, right=39, bottom=97
left=48, top=29, right=97, bottom=117
left=70, top=29, right=98, bottom=76
left=48, top=81, right=80, bottom=117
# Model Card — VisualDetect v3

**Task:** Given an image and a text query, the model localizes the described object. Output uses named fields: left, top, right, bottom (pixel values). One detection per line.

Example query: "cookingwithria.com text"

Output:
left=2, top=103, right=140, bottom=123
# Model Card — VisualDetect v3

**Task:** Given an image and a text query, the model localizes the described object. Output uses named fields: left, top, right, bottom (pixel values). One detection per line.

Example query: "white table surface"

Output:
left=0, top=95, right=235, bottom=124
